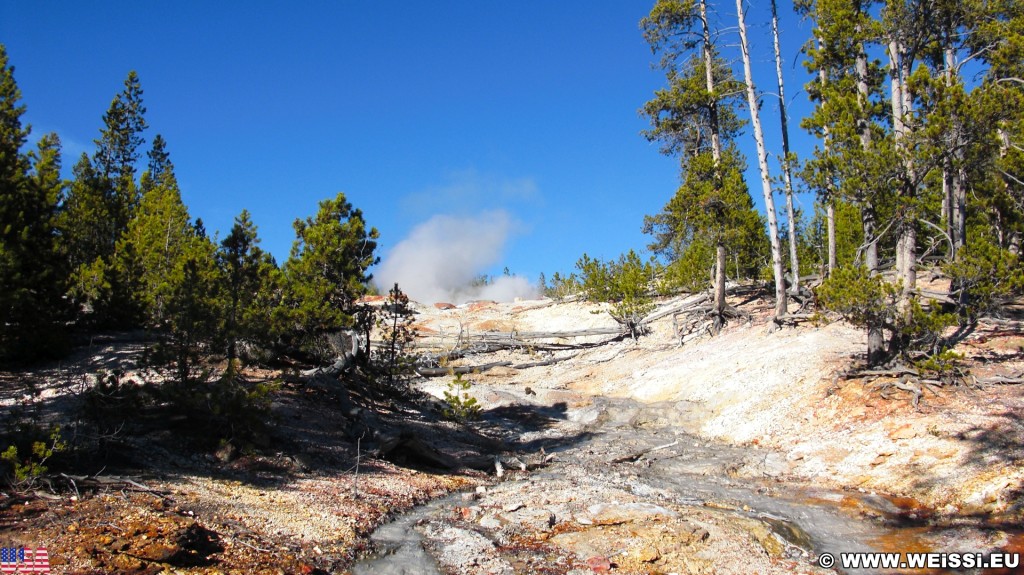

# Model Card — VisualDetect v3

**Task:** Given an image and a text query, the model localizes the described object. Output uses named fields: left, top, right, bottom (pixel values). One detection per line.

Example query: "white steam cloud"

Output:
left=374, top=211, right=538, bottom=304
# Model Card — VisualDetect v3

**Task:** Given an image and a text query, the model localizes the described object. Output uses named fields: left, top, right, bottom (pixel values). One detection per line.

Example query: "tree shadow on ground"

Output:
left=903, top=407, right=1024, bottom=531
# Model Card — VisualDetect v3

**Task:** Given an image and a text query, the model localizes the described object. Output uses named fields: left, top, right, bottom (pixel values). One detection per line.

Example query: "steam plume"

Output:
left=374, top=211, right=537, bottom=304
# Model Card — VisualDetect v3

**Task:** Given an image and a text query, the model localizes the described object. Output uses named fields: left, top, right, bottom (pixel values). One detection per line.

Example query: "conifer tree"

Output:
left=93, top=71, right=147, bottom=238
left=61, top=72, right=149, bottom=328
left=641, top=0, right=767, bottom=332
left=218, top=210, right=281, bottom=364
left=119, top=135, right=193, bottom=327
left=280, top=193, right=379, bottom=356
left=0, top=46, right=68, bottom=361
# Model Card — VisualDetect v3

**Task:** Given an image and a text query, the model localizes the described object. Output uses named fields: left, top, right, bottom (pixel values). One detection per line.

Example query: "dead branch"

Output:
left=611, top=440, right=680, bottom=464
left=976, top=375, right=1024, bottom=385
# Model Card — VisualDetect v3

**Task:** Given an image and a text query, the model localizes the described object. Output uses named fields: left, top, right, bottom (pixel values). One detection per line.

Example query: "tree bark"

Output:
left=736, top=0, right=787, bottom=322
left=700, top=0, right=726, bottom=330
left=700, top=0, right=721, bottom=166
left=816, top=35, right=837, bottom=275
left=827, top=201, right=837, bottom=273
left=855, top=40, right=879, bottom=273
left=858, top=32, right=883, bottom=363
left=771, top=0, right=800, bottom=293
left=888, top=36, right=917, bottom=313
left=714, top=242, right=726, bottom=335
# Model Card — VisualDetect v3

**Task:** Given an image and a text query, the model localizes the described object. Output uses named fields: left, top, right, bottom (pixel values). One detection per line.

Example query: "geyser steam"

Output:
left=374, top=211, right=537, bottom=304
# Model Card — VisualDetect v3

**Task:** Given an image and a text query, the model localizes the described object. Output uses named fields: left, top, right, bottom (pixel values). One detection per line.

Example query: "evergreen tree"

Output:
left=61, top=72, right=149, bottom=328
left=166, top=244, right=221, bottom=384
left=93, top=71, right=147, bottom=237
left=0, top=46, right=68, bottom=361
left=118, top=135, right=193, bottom=327
left=280, top=193, right=379, bottom=356
left=218, top=209, right=281, bottom=365
left=640, top=0, right=767, bottom=331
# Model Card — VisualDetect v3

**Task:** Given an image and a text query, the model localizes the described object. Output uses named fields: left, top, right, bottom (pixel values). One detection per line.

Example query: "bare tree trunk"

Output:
left=856, top=41, right=879, bottom=274
left=944, top=41, right=966, bottom=255
left=888, top=37, right=917, bottom=312
left=714, top=242, right=726, bottom=335
left=827, top=201, right=837, bottom=273
left=700, top=0, right=721, bottom=166
left=857, top=30, right=883, bottom=364
left=771, top=0, right=800, bottom=293
left=700, top=0, right=726, bottom=329
left=736, top=0, right=787, bottom=322
left=816, top=36, right=837, bottom=275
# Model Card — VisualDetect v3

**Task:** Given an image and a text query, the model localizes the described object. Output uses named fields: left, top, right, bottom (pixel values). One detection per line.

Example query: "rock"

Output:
left=585, top=555, right=612, bottom=572
left=503, top=502, right=524, bottom=512
left=137, top=542, right=180, bottom=562
left=467, top=301, right=497, bottom=312
left=434, top=302, right=456, bottom=310
left=457, top=506, right=481, bottom=521
left=581, top=502, right=678, bottom=526
left=479, top=513, right=505, bottom=530
left=635, top=545, right=661, bottom=563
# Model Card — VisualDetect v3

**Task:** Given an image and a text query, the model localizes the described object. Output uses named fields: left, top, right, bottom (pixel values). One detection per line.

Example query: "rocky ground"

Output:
left=1, top=291, right=1023, bottom=574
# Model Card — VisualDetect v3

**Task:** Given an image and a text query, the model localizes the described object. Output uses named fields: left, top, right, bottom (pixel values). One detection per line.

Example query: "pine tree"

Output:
left=118, top=135, right=193, bottom=327
left=166, top=243, right=221, bottom=384
left=93, top=71, right=147, bottom=237
left=641, top=0, right=767, bottom=332
left=218, top=209, right=281, bottom=365
left=280, top=192, right=379, bottom=356
left=60, top=71, right=149, bottom=328
left=0, top=46, right=69, bottom=361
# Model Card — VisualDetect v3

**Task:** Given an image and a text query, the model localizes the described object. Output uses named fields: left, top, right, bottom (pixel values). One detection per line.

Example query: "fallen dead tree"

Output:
left=415, top=353, right=579, bottom=377
left=412, top=327, right=630, bottom=363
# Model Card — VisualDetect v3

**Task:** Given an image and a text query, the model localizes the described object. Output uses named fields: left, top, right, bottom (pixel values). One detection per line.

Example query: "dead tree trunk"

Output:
left=737, top=0, right=787, bottom=323
left=888, top=36, right=917, bottom=315
left=714, top=242, right=727, bottom=334
left=817, top=36, right=837, bottom=275
left=771, top=0, right=800, bottom=293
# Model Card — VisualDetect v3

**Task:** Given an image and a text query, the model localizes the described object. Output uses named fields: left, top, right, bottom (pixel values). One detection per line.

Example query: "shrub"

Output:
left=442, top=374, right=481, bottom=423
left=1, top=426, right=66, bottom=490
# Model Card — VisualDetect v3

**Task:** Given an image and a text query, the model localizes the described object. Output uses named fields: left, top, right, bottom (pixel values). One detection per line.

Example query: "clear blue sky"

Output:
left=1, top=1, right=819, bottom=293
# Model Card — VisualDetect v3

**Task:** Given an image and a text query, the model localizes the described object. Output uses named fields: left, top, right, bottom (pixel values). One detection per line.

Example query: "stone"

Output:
left=635, top=545, right=661, bottom=563
left=582, top=502, right=678, bottom=526
left=585, top=556, right=612, bottom=572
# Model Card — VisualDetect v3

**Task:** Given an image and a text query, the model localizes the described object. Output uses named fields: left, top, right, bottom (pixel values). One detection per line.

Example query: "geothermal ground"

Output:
left=2, top=291, right=1022, bottom=574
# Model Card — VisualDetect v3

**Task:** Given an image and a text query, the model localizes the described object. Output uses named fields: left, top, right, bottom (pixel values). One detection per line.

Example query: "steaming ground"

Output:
left=374, top=211, right=538, bottom=303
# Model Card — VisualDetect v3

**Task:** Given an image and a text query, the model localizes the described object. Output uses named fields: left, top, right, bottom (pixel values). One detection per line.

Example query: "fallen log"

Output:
left=976, top=375, right=1024, bottom=385
left=415, top=353, right=579, bottom=378
left=415, top=361, right=513, bottom=377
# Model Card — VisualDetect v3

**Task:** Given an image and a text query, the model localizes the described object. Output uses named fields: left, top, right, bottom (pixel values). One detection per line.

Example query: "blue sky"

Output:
left=2, top=1, right=819, bottom=300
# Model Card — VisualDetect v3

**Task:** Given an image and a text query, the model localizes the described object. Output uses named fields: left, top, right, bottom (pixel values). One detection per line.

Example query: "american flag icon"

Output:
left=0, top=547, right=49, bottom=573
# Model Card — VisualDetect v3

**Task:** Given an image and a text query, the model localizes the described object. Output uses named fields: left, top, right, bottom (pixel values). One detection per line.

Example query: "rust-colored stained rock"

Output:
left=467, top=300, right=497, bottom=312
left=586, top=555, right=612, bottom=572
left=434, top=302, right=456, bottom=310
